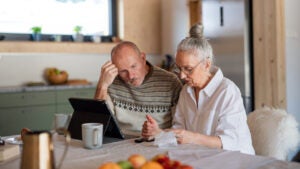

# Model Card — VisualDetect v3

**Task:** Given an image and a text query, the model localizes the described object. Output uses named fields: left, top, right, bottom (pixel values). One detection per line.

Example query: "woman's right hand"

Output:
left=141, top=115, right=162, bottom=138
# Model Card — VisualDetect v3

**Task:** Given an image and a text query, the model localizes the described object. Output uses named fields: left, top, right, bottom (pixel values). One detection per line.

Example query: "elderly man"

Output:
left=94, top=41, right=182, bottom=138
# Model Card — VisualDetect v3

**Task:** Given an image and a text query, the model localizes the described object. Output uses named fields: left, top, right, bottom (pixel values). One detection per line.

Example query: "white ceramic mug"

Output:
left=54, top=114, right=72, bottom=134
left=81, top=123, right=103, bottom=149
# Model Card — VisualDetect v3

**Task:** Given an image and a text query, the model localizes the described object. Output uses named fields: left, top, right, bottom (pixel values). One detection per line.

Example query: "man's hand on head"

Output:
left=95, top=61, right=118, bottom=100
left=99, top=61, right=118, bottom=89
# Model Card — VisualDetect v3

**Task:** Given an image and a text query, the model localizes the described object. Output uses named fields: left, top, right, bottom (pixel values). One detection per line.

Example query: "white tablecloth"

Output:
left=1, top=134, right=300, bottom=169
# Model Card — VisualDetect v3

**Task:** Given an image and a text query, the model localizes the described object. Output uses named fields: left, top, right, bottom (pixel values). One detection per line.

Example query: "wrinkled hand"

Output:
left=141, top=115, right=162, bottom=138
left=167, top=129, right=196, bottom=144
left=98, top=61, right=118, bottom=89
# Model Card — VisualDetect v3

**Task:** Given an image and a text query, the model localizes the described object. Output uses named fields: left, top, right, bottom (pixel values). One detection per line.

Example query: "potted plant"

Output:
left=31, top=26, right=42, bottom=41
left=73, top=25, right=83, bottom=42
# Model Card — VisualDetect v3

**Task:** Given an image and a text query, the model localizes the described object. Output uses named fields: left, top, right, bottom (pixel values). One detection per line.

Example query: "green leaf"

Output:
left=31, top=26, right=42, bottom=34
left=55, top=69, right=60, bottom=75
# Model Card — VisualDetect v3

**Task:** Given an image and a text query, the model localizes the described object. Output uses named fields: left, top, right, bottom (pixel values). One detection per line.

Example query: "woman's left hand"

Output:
left=168, top=129, right=222, bottom=149
left=168, top=129, right=196, bottom=144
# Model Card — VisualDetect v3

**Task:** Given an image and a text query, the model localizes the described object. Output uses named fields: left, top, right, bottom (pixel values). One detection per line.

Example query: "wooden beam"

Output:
left=0, top=42, right=116, bottom=54
left=189, top=0, right=202, bottom=26
left=123, top=0, right=161, bottom=54
left=252, top=0, right=286, bottom=108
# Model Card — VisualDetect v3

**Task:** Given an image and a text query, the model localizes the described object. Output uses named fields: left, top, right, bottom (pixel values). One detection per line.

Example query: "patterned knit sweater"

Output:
left=107, top=63, right=182, bottom=137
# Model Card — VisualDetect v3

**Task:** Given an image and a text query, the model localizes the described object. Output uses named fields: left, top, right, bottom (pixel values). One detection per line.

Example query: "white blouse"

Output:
left=172, top=67, right=255, bottom=155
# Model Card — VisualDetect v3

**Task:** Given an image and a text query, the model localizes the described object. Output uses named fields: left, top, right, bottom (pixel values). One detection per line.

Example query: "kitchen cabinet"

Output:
left=0, top=91, right=55, bottom=108
left=0, top=105, right=55, bottom=135
left=56, top=88, right=96, bottom=114
left=0, top=87, right=95, bottom=136
left=0, top=91, right=56, bottom=135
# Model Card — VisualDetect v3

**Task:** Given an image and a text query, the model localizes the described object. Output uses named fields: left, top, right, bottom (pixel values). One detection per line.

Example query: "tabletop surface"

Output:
left=1, top=134, right=300, bottom=169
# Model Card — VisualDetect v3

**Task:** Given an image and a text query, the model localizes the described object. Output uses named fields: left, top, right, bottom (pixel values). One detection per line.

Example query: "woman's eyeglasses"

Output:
left=172, top=60, right=203, bottom=75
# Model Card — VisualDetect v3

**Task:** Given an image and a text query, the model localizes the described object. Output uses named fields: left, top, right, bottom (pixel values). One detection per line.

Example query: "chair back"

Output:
left=247, top=107, right=300, bottom=160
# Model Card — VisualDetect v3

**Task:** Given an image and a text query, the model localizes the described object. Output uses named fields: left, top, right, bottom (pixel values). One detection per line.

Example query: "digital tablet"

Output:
left=67, top=98, right=125, bottom=142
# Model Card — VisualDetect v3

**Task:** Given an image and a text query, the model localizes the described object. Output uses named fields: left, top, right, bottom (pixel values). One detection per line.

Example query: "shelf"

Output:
left=0, top=41, right=116, bottom=54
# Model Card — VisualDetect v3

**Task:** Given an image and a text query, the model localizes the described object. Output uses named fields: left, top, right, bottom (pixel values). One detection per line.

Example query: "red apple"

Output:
left=171, top=160, right=181, bottom=168
left=152, top=154, right=170, bottom=164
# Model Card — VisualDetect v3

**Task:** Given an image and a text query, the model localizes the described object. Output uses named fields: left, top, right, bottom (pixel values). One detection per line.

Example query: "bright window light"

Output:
left=0, top=0, right=111, bottom=36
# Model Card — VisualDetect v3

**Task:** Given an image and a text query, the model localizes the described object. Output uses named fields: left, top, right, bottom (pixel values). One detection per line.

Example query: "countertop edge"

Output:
left=0, top=83, right=97, bottom=93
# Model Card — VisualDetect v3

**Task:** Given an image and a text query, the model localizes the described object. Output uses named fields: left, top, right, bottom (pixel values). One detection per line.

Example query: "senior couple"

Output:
left=94, top=23, right=255, bottom=155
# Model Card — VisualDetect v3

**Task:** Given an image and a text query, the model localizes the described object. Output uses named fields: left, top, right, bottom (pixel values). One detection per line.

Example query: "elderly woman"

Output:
left=142, top=24, right=255, bottom=155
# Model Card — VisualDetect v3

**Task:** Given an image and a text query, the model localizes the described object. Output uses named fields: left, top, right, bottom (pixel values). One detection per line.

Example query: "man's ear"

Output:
left=140, top=52, right=146, bottom=63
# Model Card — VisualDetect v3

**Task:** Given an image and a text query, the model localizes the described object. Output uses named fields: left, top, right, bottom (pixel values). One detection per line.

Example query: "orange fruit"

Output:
left=98, top=162, right=121, bottom=169
left=140, top=161, right=163, bottom=169
left=128, top=154, right=147, bottom=169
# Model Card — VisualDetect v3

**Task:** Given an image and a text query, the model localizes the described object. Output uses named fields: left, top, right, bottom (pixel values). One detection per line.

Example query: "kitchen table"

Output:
left=1, top=134, right=300, bottom=169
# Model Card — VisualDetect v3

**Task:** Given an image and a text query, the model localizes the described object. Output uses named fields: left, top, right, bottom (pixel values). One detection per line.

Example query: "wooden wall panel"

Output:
left=189, top=0, right=202, bottom=26
left=252, top=0, right=286, bottom=109
left=0, top=42, right=115, bottom=54
left=122, top=0, right=161, bottom=54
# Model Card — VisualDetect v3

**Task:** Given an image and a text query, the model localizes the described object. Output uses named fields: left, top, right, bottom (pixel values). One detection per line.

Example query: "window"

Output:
left=0, top=0, right=117, bottom=42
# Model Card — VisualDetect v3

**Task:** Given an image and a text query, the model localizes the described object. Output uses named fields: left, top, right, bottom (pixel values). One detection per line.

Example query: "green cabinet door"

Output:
left=0, top=91, right=55, bottom=108
left=56, top=88, right=95, bottom=114
left=0, top=105, right=56, bottom=136
left=0, top=88, right=95, bottom=136
left=56, top=88, right=95, bottom=104
left=56, top=104, right=73, bottom=115
left=0, top=91, right=56, bottom=136
left=0, top=93, right=27, bottom=108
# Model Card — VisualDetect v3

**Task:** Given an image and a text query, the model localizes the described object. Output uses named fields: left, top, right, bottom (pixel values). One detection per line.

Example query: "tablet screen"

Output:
left=67, top=98, right=125, bottom=140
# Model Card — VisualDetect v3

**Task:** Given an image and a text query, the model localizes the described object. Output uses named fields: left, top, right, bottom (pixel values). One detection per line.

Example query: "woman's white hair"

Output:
left=176, top=23, right=214, bottom=65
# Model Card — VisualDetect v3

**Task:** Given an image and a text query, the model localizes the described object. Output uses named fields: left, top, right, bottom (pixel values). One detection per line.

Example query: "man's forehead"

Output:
left=115, top=58, right=138, bottom=71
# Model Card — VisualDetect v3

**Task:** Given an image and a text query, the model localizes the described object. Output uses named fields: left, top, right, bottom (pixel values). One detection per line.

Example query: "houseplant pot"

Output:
left=31, top=26, right=42, bottom=41
left=73, top=25, right=84, bottom=42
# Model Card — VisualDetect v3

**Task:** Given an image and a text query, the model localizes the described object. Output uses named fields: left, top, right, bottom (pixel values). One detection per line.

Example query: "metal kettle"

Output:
left=21, top=130, right=70, bottom=169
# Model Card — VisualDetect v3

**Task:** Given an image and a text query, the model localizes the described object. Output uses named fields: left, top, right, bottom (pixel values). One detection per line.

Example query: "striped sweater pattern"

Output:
left=108, top=64, right=182, bottom=136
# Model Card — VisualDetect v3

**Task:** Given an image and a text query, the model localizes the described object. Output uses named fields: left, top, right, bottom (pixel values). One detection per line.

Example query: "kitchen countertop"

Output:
left=0, top=83, right=97, bottom=93
left=2, top=134, right=300, bottom=169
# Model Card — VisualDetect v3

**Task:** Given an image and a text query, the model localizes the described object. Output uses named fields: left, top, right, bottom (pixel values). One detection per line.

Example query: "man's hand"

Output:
left=99, top=61, right=118, bottom=89
left=141, top=115, right=162, bottom=138
left=94, top=61, right=118, bottom=100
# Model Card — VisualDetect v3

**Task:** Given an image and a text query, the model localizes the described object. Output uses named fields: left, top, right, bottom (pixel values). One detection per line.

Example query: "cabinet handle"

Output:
left=220, top=6, right=224, bottom=26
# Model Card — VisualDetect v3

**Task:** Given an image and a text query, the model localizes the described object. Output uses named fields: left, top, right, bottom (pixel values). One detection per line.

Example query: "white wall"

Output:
left=0, top=0, right=191, bottom=87
left=161, top=0, right=189, bottom=58
left=285, top=0, right=300, bottom=160
left=0, top=53, right=162, bottom=87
